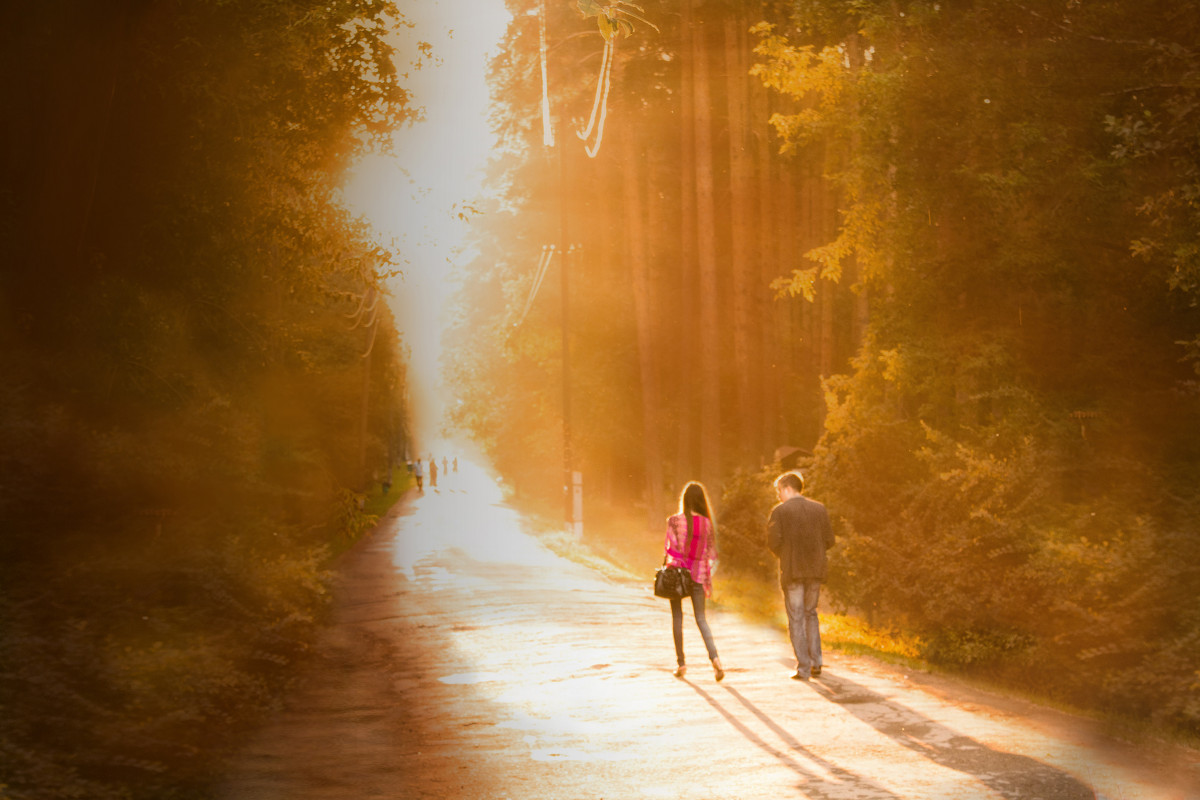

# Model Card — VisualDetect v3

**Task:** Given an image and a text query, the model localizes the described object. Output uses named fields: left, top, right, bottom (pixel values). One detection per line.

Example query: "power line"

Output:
left=512, top=244, right=555, bottom=332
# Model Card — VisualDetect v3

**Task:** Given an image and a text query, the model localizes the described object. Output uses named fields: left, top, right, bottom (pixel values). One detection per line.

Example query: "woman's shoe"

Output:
left=673, top=664, right=687, bottom=678
left=712, top=658, right=724, bottom=682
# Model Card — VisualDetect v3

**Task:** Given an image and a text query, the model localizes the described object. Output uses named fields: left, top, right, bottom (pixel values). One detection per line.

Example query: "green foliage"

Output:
left=921, top=627, right=1035, bottom=669
left=714, top=465, right=781, bottom=581
left=335, top=488, right=381, bottom=541
left=0, top=526, right=335, bottom=797
left=755, top=0, right=1200, bottom=734
left=0, top=1, right=416, bottom=797
left=813, top=358, right=1200, bottom=726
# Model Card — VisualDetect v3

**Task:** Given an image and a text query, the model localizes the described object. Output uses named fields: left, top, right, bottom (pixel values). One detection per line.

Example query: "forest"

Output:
left=449, top=0, right=1200, bottom=743
left=1, top=1, right=413, bottom=797
left=2, top=0, right=1199, bottom=798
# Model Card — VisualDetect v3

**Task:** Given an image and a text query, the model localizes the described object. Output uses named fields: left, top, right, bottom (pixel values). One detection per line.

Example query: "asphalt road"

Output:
left=216, top=461, right=1200, bottom=799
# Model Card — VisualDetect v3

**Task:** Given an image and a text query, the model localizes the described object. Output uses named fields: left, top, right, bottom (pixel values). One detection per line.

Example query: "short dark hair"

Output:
left=775, top=471, right=804, bottom=494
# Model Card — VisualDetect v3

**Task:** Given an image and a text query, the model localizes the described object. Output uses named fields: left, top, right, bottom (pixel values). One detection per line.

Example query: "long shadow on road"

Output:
left=694, top=668, right=1096, bottom=800
left=684, top=679, right=906, bottom=799
left=808, top=673, right=1094, bottom=798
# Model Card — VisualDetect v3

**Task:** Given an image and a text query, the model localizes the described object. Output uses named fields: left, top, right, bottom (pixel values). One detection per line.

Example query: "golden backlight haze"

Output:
left=343, top=0, right=511, bottom=455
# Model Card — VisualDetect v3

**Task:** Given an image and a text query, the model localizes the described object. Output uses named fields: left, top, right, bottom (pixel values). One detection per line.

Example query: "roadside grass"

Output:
left=363, top=473, right=412, bottom=518
left=325, top=473, right=414, bottom=561
left=708, top=571, right=930, bottom=670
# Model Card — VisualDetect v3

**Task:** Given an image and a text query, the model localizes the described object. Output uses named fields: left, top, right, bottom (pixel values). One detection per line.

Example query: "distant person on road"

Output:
left=413, top=459, right=424, bottom=493
left=452, top=457, right=458, bottom=473
left=767, top=470, right=835, bottom=681
left=429, top=457, right=438, bottom=488
left=442, top=457, right=448, bottom=477
left=664, top=481, right=724, bottom=682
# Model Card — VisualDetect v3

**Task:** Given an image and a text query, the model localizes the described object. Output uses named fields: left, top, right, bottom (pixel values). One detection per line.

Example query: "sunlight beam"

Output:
left=342, top=1, right=510, bottom=453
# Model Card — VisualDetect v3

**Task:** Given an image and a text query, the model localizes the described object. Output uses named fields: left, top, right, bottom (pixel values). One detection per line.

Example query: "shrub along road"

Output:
left=216, top=461, right=1199, bottom=799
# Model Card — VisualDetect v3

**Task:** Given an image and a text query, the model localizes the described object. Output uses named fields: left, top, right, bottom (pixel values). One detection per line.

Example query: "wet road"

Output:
left=216, top=462, right=1200, bottom=799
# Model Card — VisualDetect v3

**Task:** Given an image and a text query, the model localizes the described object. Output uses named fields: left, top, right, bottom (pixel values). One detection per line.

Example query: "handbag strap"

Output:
left=666, top=514, right=706, bottom=563
left=685, top=514, right=704, bottom=562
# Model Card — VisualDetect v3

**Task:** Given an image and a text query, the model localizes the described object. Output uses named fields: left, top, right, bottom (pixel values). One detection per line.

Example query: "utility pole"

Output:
left=541, top=0, right=581, bottom=538
left=556, top=123, right=582, bottom=539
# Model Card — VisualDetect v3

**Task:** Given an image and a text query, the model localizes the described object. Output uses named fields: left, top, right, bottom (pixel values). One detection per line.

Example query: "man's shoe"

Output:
left=790, top=671, right=810, bottom=681
left=811, top=665, right=822, bottom=678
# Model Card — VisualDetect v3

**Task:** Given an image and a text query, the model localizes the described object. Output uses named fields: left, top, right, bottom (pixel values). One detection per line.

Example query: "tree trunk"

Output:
left=819, top=276, right=835, bottom=379
left=846, top=32, right=870, bottom=354
left=593, top=145, right=622, bottom=506
left=774, top=163, right=798, bottom=448
left=689, top=1, right=722, bottom=489
left=622, top=126, right=666, bottom=529
left=676, top=0, right=699, bottom=490
left=820, top=137, right=839, bottom=383
left=724, top=5, right=759, bottom=467
left=753, top=44, right=778, bottom=462
left=799, top=144, right=819, bottom=381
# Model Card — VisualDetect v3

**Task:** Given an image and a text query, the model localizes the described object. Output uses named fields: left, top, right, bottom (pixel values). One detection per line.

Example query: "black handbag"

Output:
left=654, top=515, right=699, bottom=598
left=654, top=563, right=693, bottom=598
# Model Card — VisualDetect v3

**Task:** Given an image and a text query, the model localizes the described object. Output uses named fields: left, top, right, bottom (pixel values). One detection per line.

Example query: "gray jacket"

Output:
left=767, top=496, right=835, bottom=584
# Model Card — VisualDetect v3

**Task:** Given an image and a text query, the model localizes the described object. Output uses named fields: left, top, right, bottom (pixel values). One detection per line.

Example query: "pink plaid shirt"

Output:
left=664, top=513, right=716, bottom=596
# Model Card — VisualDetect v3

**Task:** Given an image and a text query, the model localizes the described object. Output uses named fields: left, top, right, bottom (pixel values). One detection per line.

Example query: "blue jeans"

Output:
left=784, top=580, right=822, bottom=673
left=670, top=583, right=718, bottom=664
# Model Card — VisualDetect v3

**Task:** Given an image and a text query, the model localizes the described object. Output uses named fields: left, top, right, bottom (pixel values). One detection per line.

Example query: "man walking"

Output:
left=767, top=471, right=835, bottom=681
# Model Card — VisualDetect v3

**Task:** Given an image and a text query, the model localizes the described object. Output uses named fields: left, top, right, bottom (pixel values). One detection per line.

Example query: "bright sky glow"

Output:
left=343, top=0, right=511, bottom=455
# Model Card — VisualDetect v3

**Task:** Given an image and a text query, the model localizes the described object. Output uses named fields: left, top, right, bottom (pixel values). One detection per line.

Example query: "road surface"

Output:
left=216, top=461, right=1200, bottom=799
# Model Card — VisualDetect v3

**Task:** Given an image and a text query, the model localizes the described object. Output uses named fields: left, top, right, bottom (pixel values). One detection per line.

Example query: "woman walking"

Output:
left=663, top=481, right=724, bottom=681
